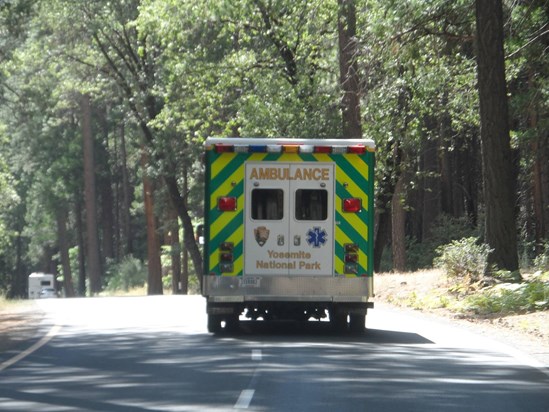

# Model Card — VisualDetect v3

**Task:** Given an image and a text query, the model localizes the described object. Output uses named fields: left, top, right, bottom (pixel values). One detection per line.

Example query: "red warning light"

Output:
left=343, top=198, right=361, bottom=213
left=218, top=196, right=237, bottom=211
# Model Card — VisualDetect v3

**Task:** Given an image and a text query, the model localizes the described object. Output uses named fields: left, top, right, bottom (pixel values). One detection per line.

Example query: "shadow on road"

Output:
left=219, top=320, right=434, bottom=345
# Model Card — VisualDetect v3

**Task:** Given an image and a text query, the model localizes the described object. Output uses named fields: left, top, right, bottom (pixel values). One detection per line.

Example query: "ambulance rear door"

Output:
left=244, top=162, right=335, bottom=276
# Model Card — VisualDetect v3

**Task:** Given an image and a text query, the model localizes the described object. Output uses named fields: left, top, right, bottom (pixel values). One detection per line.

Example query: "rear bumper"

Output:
left=203, top=275, right=373, bottom=303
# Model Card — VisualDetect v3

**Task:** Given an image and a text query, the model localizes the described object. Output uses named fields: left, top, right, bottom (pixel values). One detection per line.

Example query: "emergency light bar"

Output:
left=212, top=142, right=372, bottom=154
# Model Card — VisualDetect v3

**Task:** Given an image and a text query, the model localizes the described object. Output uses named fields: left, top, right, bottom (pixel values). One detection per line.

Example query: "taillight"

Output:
left=344, top=243, right=358, bottom=274
left=343, top=198, right=361, bottom=213
left=218, top=196, right=237, bottom=211
left=219, top=242, right=234, bottom=273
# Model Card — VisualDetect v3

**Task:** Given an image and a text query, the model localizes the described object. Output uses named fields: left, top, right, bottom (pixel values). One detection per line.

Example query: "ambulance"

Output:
left=202, top=137, right=375, bottom=333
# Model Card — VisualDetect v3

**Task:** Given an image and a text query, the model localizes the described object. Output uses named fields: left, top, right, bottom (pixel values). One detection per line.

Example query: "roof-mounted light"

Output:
left=314, top=146, right=332, bottom=154
left=282, top=145, right=300, bottom=153
left=214, top=144, right=234, bottom=153
left=267, top=145, right=282, bottom=153
left=331, top=146, right=347, bottom=154
left=347, top=145, right=366, bottom=154
left=249, top=145, right=268, bottom=153
left=234, top=145, right=249, bottom=153
left=299, top=145, right=314, bottom=153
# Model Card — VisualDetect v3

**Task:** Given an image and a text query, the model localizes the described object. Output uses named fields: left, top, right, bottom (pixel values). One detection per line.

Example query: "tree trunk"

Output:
left=98, top=105, right=115, bottom=262
left=181, top=167, right=189, bottom=294
left=141, top=148, right=163, bottom=295
left=75, top=198, right=86, bottom=296
left=81, top=93, right=103, bottom=294
left=392, top=173, right=407, bottom=272
left=119, top=123, right=133, bottom=256
left=338, top=0, right=362, bottom=139
left=13, top=228, right=25, bottom=299
left=421, top=118, right=440, bottom=241
left=373, top=139, right=401, bottom=272
left=163, top=175, right=203, bottom=281
left=541, top=135, right=549, bottom=242
left=56, top=208, right=75, bottom=297
left=475, top=0, right=519, bottom=273
left=529, top=72, right=546, bottom=253
left=136, top=123, right=203, bottom=281
left=166, top=204, right=182, bottom=295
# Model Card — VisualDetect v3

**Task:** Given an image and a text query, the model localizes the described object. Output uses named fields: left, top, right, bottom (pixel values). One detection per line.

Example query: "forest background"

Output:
left=0, top=0, right=548, bottom=298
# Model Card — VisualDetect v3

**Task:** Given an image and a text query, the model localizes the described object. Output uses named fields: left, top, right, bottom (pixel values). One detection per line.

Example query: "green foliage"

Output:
left=534, top=243, right=549, bottom=272
left=104, top=255, right=147, bottom=292
left=462, top=278, right=549, bottom=315
left=407, top=214, right=479, bottom=270
left=160, top=243, right=201, bottom=294
left=434, top=237, right=492, bottom=293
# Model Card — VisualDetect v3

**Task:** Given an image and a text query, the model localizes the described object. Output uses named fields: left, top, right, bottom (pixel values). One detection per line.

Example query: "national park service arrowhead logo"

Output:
left=254, top=226, right=269, bottom=247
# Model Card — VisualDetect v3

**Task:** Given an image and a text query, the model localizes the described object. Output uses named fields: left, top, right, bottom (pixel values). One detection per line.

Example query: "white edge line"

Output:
left=234, top=389, right=255, bottom=409
left=0, top=324, right=61, bottom=372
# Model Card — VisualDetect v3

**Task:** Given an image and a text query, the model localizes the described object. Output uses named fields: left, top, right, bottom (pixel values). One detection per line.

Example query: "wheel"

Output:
left=224, top=315, right=240, bottom=333
left=349, top=314, right=365, bottom=334
left=207, top=314, right=222, bottom=333
left=331, top=312, right=348, bottom=333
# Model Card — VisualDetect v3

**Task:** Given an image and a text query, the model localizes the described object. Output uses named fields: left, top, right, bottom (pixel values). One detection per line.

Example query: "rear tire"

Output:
left=349, top=314, right=365, bottom=334
left=331, top=312, right=348, bottom=333
left=224, top=315, right=240, bottom=333
left=207, top=314, right=222, bottom=334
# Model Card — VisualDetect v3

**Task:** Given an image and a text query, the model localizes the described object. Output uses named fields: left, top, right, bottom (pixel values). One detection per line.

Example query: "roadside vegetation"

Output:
left=379, top=237, right=549, bottom=316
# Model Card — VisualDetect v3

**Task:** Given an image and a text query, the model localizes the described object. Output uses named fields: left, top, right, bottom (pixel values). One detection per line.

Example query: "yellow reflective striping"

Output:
left=345, top=154, right=369, bottom=178
left=278, top=153, right=302, bottom=162
left=335, top=255, right=344, bottom=275
left=249, top=153, right=269, bottom=162
left=312, top=154, right=332, bottom=162
left=337, top=203, right=368, bottom=242
left=210, top=168, right=244, bottom=212
left=210, top=153, right=267, bottom=213
left=211, top=152, right=236, bottom=179
left=209, top=251, right=218, bottom=273
left=230, top=254, right=244, bottom=277
left=335, top=165, right=369, bottom=211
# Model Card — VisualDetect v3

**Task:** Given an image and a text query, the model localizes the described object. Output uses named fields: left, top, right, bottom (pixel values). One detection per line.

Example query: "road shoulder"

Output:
left=0, top=301, right=45, bottom=355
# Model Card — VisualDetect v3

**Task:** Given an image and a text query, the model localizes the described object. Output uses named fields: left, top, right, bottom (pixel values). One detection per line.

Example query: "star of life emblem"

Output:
left=306, top=227, right=327, bottom=248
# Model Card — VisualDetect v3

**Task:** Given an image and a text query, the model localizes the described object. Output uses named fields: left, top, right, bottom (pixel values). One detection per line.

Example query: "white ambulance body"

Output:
left=202, top=137, right=375, bottom=333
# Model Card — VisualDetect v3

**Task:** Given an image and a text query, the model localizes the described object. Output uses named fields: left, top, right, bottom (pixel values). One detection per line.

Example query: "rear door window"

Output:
left=295, top=189, right=328, bottom=221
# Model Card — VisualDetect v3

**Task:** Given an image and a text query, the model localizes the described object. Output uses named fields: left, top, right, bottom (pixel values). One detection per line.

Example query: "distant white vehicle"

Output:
left=28, top=273, right=56, bottom=299
left=39, top=288, right=58, bottom=299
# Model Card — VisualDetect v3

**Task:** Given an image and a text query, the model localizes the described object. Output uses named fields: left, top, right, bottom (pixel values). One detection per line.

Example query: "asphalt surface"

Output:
left=0, top=296, right=548, bottom=411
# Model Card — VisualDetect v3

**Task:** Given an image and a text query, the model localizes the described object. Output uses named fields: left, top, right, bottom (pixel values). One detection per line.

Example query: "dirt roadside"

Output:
left=0, top=301, right=45, bottom=355
left=374, top=269, right=549, bottom=367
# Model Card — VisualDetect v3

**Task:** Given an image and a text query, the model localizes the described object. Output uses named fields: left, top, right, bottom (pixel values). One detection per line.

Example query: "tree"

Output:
left=338, top=0, right=362, bottom=139
left=81, top=93, right=103, bottom=294
left=475, top=0, right=519, bottom=273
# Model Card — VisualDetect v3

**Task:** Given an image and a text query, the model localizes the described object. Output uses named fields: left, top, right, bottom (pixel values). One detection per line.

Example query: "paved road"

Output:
left=0, top=296, right=547, bottom=411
